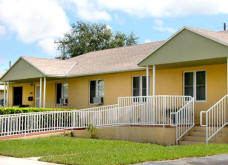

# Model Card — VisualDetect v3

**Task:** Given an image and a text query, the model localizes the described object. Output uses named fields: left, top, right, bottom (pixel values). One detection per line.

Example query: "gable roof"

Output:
left=138, top=26, right=228, bottom=66
left=4, top=41, right=163, bottom=80
left=67, top=41, right=164, bottom=76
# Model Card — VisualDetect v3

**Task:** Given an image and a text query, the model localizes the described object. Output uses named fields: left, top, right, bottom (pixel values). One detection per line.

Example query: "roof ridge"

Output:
left=22, top=56, right=63, bottom=61
left=185, top=26, right=226, bottom=33
left=69, top=40, right=165, bottom=60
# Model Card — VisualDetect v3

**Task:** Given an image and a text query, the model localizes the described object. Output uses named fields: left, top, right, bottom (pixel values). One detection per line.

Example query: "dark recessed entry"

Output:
left=13, top=87, right=23, bottom=106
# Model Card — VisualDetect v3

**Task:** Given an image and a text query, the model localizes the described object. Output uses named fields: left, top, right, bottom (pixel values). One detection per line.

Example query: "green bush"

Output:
left=0, top=107, right=74, bottom=115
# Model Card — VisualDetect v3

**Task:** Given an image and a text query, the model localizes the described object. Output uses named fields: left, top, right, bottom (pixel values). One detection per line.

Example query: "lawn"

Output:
left=0, top=136, right=228, bottom=165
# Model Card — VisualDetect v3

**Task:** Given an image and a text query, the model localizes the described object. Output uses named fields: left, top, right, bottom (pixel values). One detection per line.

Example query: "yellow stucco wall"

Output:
left=68, top=70, right=149, bottom=109
left=156, top=63, right=227, bottom=124
left=9, top=83, right=35, bottom=107
left=8, top=63, right=227, bottom=124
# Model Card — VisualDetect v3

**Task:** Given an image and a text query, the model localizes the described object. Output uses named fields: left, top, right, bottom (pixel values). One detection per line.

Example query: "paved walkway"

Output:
left=0, top=156, right=59, bottom=165
left=134, top=154, right=228, bottom=165
left=1, top=154, right=228, bottom=165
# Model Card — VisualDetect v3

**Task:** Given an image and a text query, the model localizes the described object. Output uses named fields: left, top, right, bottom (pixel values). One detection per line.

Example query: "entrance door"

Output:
left=13, top=87, right=22, bottom=106
left=35, top=85, right=40, bottom=107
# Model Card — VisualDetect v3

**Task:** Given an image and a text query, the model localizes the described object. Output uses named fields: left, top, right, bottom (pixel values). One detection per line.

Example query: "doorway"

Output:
left=13, top=87, right=23, bottom=106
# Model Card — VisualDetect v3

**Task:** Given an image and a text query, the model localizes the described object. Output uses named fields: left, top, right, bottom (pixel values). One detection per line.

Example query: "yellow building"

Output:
left=1, top=26, right=228, bottom=123
left=2, top=26, right=228, bottom=144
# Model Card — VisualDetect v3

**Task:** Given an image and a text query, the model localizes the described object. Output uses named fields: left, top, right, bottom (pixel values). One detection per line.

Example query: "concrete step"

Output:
left=183, top=135, right=205, bottom=142
left=179, top=140, right=205, bottom=145
left=191, top=126, right=206, bottom=131
left=179, top=126, right=228, bottom=145
left=189, top=130, right=205, bottom=136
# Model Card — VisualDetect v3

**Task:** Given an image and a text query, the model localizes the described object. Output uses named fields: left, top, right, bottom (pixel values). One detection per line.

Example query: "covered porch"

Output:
left=0, top=57, right=70, bottom=108
left=2, top=77, right=70, bottom=109
left=141, top=27, right=228, bottom=125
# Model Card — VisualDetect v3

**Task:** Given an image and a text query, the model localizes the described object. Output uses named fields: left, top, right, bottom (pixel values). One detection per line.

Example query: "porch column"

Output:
left=7, top=82, right=9, bottom=107
left=146, top=66, right=150, bottom=96
left=3, top=82, right=6, bottom=107
left=153, top=65, right=156, bottom=96
left=39, top=78, right=42, bottom=108
left=43, top=77, right=46, bottom=108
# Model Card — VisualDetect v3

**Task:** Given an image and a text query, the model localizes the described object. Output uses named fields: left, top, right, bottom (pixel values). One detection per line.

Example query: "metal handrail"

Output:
left=200, top=95, right=228, bottom=144
left=175, top=97, right=195, bottom=144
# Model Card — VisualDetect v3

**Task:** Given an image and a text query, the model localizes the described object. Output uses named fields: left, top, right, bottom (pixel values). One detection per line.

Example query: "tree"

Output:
left=56, top=22, right=138, bottom=59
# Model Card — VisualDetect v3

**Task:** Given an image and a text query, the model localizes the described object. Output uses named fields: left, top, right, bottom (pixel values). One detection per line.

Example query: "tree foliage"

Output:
left=56, top=22, right=138, bottom=59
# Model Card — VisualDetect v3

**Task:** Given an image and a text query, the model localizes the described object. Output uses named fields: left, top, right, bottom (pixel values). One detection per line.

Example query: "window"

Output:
left=133, top=76, right=147, bottom=96
left=184, top=71, right=206, bottom=101
left=56, top=83, right=68, bottom=105
left=90, top=80, right=104, bottom=104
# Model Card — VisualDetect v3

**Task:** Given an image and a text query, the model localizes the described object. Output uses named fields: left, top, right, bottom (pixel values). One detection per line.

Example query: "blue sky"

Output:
left=0, top=0, right=228, bottom=73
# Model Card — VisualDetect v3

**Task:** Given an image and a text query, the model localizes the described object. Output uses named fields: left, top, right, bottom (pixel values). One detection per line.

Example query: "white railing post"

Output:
left=206, top=112, right=208, bottom=144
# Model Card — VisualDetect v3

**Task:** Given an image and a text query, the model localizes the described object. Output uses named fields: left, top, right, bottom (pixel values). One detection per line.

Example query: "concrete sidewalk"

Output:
left=134, top=154, right=228, bottom=165
left=0, top=155, right=59, bottom=165
left=1, top=154, right=228, bottom=165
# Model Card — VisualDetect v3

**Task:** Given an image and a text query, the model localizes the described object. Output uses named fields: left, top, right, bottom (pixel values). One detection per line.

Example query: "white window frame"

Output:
left=56, top=82, right=68, bottom=105
left=183, top=70, right=207, bottom=102
left=89, top=79, right=104, bottom=105
left=132, top=75, right=147, bottom=97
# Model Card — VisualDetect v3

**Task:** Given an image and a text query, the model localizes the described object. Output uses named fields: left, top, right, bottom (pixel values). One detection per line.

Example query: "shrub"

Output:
left=0, top=107, right=74, bottom=115
left=87, top=124, right=98, bottom=139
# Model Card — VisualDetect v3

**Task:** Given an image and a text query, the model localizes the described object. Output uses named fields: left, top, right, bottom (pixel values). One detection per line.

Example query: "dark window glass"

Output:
left=133, top=77, right=140, bottom=96
left=142, top=76, right=147, bottom=96
left=184, top=72, right=194, bottom=97
left=196, top=71, right=206, bottom=100
left=90, top=81, right=96, bottom=104
left=56, top=83, right=62, bottom=104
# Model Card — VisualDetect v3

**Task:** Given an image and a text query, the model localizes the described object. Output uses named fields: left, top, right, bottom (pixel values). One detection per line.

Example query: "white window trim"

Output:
left=132, top=75, right=147, bottom=97
left=183, top=70, right=207, bottom=102
left=89, top=79, right=104, bottom=105
left=56, top=82, right=68, bottom=106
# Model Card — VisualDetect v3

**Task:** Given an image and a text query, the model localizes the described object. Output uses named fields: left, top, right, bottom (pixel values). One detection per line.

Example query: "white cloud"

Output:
left=153, top=19, right=176, bottom=33
left=0, top=0, right=70, bottom=55
left=38, top=38, right=58, bottom=55
left=154, top=19, right=164, bottom=26
left=70, top=0, right=111, bottom=21
left=144, top=39, right=152, bottom=43
left=70, top=0, right=228, bottom=19
left=0, top=25, right=5, bottom=35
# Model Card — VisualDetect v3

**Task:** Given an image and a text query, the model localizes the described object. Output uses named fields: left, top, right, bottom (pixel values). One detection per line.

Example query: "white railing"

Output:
left=175, top=97, right=194, bottom=143
left=0, top=95, right=194, bottom=143
left=200, top=95, right=228, bottom=144
left=0, top=104, right=119, bottom=136
left=118, top=95, right=193, bottom=126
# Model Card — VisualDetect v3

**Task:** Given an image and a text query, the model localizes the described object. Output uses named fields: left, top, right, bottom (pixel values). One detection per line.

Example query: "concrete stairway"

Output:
left=179, top=126, right=228, bottom=145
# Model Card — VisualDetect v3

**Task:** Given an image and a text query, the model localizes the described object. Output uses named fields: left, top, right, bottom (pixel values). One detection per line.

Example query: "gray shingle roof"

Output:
left=23, top=41, right=165, bottom=77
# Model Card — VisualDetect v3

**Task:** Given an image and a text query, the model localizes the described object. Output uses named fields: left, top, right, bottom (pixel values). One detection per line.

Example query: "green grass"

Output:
left=0, top=136, right=228, bottom=165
